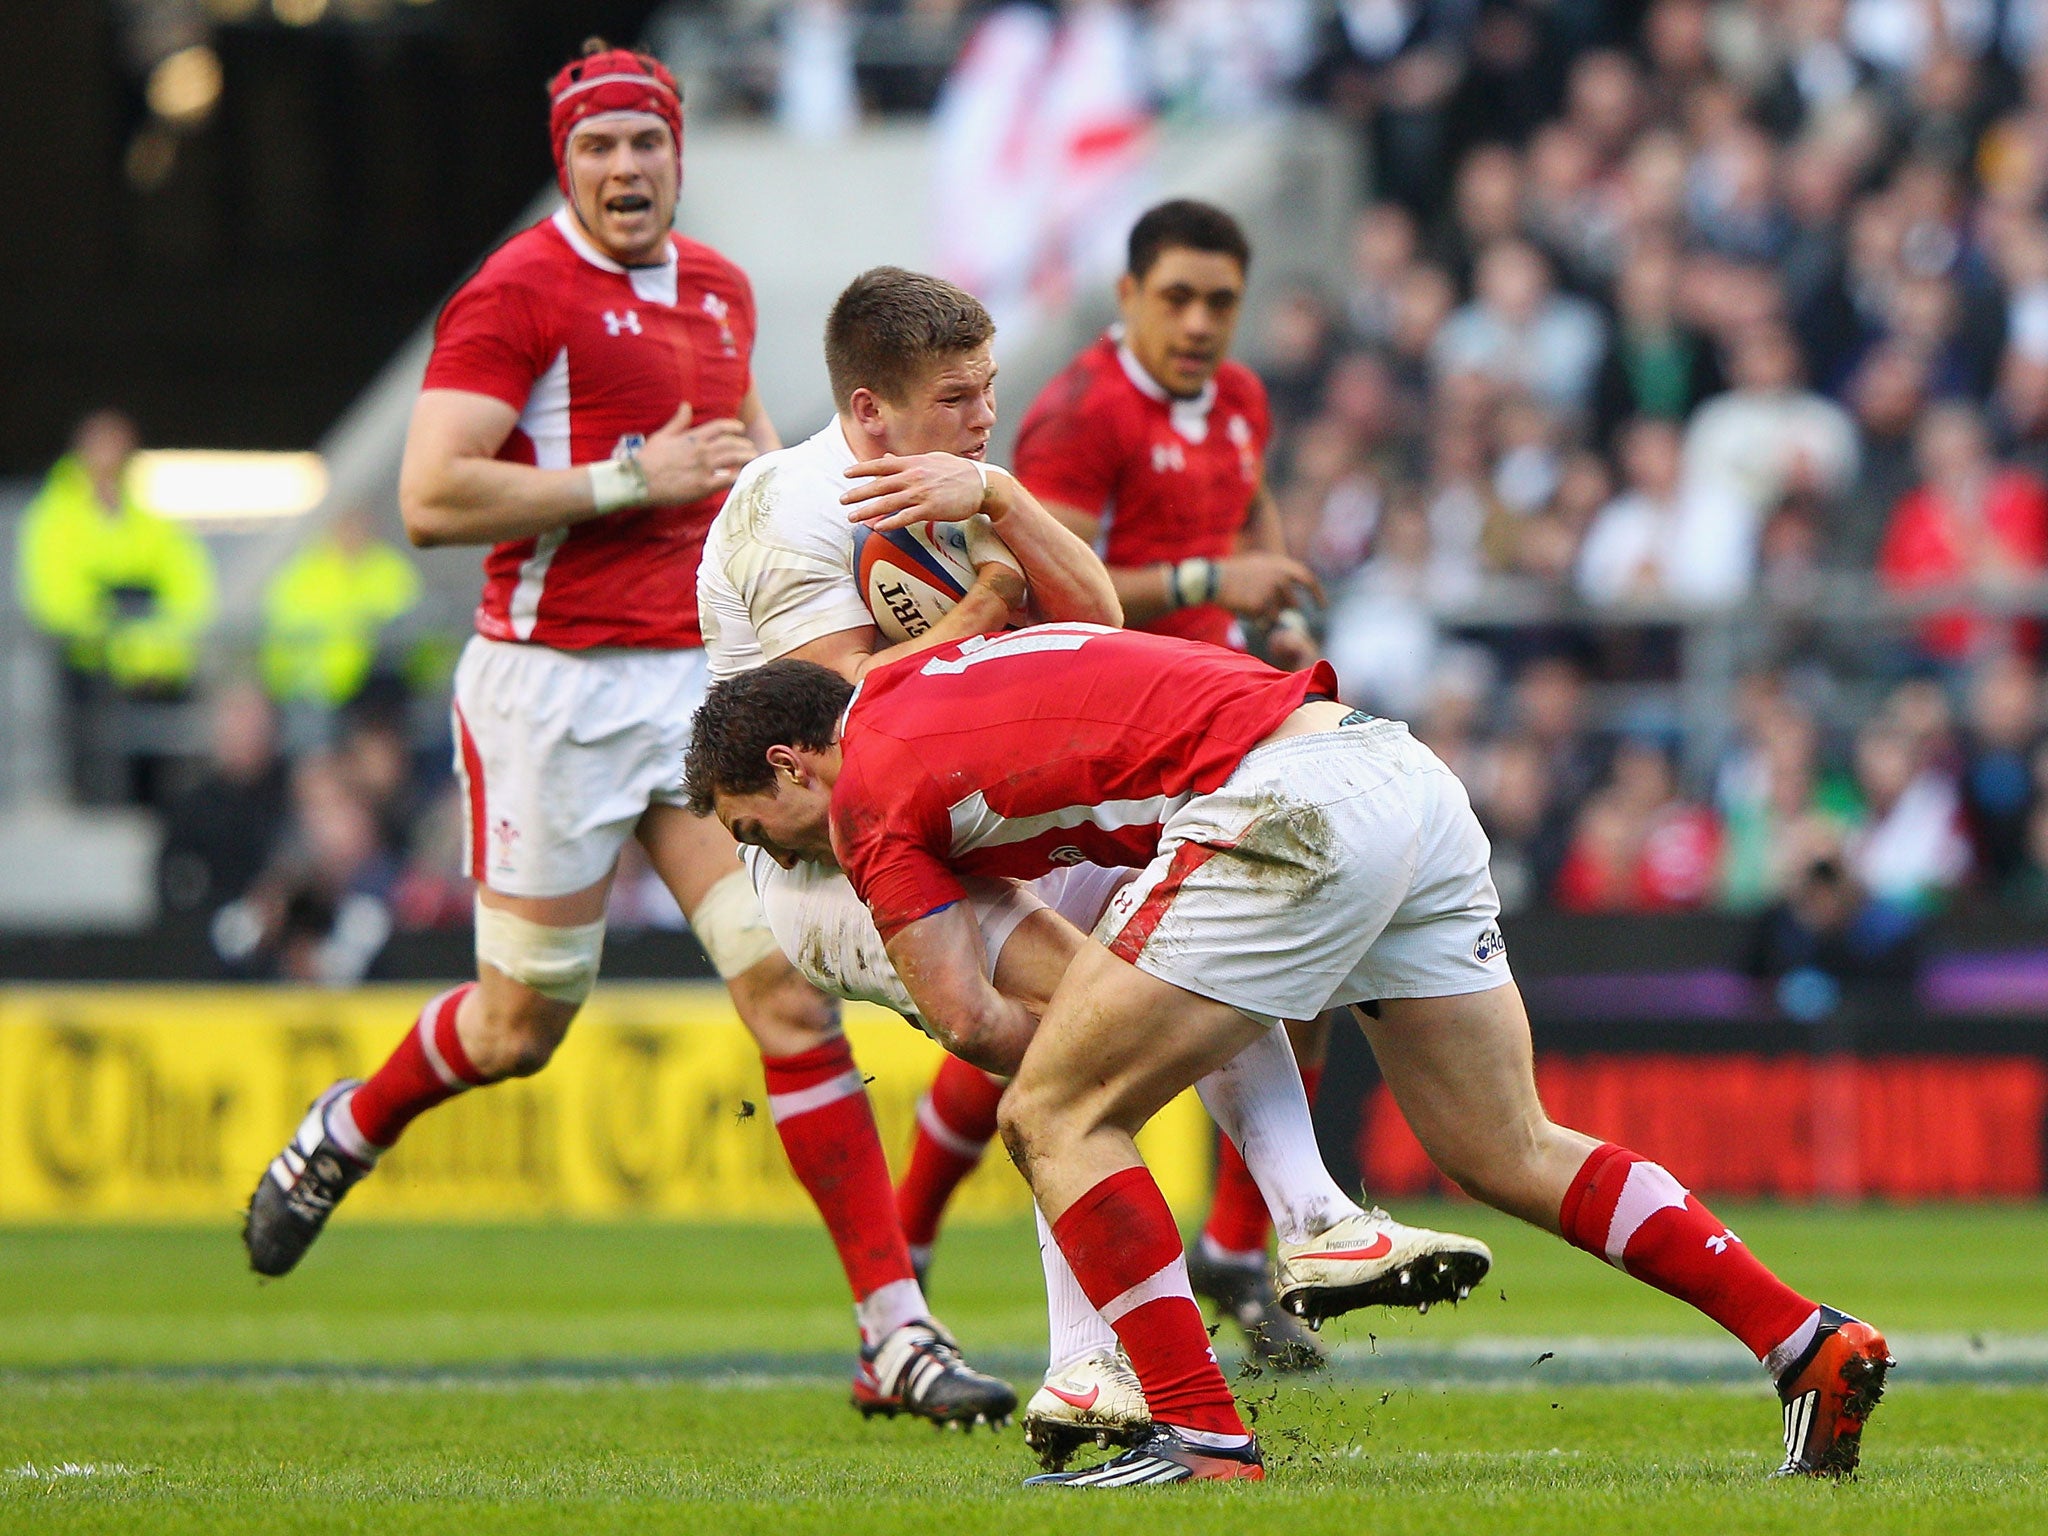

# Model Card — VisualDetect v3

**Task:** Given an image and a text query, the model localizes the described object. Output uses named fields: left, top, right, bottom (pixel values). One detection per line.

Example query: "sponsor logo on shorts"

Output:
left=1473, top=924, right=1506, bottom=964
left=1048, top=845, right=1087, bottom=865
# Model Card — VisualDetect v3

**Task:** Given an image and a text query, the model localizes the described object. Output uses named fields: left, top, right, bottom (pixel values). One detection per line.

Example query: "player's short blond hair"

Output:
left=825, top=267, right=994, bottom=409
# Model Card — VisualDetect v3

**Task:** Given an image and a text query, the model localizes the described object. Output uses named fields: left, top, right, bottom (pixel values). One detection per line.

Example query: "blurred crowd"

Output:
left=34, top=0, right=2048, bottom=977
left=1201, top=0, right=2048, bottom=940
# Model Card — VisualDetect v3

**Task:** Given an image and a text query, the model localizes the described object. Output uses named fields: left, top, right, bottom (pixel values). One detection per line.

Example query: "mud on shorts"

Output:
left=1094, top=717, right=1510, bottom=1027
left=452, top=635, right=709, bottom=898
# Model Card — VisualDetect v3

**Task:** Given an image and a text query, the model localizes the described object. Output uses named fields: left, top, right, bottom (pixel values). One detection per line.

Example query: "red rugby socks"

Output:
left=896, top=1055, right=1005, bottom=1258
left=1559, top=1142, right=1820, bottom=1366
left=1053, top=1165, right=1250, bottom=1441
left=764, top=1035, right=926, bottom=1344
left=1201, top=1063, right=1323, bottom=1262
left=339, top=983, right=485, bottom=1155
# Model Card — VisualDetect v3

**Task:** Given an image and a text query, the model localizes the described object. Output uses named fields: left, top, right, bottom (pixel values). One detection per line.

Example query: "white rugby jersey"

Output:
left=698, top=420, right=1011, bottom=681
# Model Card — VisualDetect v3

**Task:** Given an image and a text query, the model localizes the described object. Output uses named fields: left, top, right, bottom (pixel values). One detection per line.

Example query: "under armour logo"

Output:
left=1151, top=440, right=1186, bottom=473
left=603, top=309, right=642, bottom=336
left=1705, top=1229, right=1741, bottom=1255
left=1048, top=845, right=1086, bottom=865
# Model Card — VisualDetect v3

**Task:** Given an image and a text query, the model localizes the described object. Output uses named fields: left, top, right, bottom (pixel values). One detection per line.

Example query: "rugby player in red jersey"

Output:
left=894, top=200, right=1335, bottom=1357
left=682, top=628, right=1893, bottom=1487
left=241, top=40, right=1013, bottom=1428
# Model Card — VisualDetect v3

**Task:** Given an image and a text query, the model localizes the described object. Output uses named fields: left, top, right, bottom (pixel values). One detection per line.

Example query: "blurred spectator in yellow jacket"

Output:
left=260, top=505, right=419, bottom=713
left=16, top=410, right=217, bottom=802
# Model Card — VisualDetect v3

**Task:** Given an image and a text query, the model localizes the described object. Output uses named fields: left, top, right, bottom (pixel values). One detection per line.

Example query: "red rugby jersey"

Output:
left=1012, top=333, right=1271, bottom=648
left=830, top=624, right=1333, bottom=938
left=423, top=209, right=756, bottom=649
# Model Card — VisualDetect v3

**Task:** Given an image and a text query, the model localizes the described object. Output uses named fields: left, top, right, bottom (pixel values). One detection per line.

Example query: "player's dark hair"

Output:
left=1127, top=199, right=1251, bottom=282
left=825, top=267, right=995, bottom=409
left=684, top=660, right=857, bottom=815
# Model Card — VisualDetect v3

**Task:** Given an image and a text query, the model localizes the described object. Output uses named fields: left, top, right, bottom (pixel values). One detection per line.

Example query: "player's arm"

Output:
left=842, top=456, right=1120, bottom=627
left=883, top=904, right=1040, bottom=1075
left=1240, top=481, right=1321, bottom=666
left=782, top=560, right=1025, bottom=683
left=1042, top=486, right=1323, bottom=628
left=399, top=390, right=758, bottom=549
left=739, top=382, right=781, bottom=455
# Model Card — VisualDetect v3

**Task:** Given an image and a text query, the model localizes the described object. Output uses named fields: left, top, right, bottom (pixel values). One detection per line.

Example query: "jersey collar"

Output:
left=551, top=207, right=680, bottom=304
left=820, top=418, right=862, bottom=471
left=1112, top=330, right=1218, bottom=444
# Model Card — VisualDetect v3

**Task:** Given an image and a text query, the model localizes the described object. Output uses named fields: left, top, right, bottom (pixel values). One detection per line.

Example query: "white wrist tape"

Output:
left=474, top=897, right=607, bottom=1006
left=588, top=454, right=650, bottom=513
left=1174, top=557, right=1218, bottom=609
left=689, top=867, right=783, bottom=980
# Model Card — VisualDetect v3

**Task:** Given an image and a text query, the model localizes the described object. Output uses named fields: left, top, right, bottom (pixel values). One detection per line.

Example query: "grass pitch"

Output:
left=2, top=1203, right=2044, bottom=1533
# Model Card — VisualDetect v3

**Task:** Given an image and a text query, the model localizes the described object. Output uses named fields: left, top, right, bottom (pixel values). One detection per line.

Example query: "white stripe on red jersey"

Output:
left=830, top=625, right=1333, bottom=938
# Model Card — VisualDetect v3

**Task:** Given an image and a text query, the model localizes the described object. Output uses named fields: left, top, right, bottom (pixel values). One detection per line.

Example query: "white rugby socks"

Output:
left=1195, top=1025, right=1360, bottom=1246
left=1037, top=1202, right=1120, bottom=1371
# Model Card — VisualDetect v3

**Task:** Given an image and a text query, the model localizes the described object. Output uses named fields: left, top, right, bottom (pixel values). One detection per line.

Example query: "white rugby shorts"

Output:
left=1094, top=718, right=1509, bottom=1026
left=746, top=849, right=1132, bottom=1031
left=452, top=635, right=708, bottom=898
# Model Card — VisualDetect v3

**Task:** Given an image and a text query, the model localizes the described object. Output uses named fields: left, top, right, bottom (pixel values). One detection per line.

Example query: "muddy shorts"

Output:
left=1093, top=717, right=1509, bottom=1027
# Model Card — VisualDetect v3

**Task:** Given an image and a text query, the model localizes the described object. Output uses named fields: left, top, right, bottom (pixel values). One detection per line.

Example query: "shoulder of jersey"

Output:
left=672, top=232, right=744, bottom=277
left=1025, top=339, right=1126, bottom=427
left=1214, top=357, right=1269, bottom=408
left=484, top=218, right=575, bottom=278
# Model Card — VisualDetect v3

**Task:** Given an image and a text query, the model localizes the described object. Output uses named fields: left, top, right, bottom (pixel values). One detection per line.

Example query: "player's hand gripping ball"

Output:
left=854, top=516, right=1022, bottom=644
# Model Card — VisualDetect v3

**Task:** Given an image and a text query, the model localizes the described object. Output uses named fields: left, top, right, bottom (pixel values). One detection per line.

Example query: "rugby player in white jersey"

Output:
left=242, top=41, right=1013, bottom=1430
left=697, top=266, right=1492, bottom=1464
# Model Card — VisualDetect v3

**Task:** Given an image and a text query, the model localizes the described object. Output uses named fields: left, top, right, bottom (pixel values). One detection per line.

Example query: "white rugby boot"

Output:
left=1022, top=1348, right=1153, bottom=1470
left=1275, top=1207, right=1493, bottom=1325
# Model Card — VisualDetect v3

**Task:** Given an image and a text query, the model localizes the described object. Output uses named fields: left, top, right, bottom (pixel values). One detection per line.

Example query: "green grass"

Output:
left=2, top=1205, right=2045, bottom=1532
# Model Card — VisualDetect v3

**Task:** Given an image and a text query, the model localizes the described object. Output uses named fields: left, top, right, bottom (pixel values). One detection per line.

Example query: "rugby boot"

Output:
left=1275, top=1207, right=1493, bottom=1325
left=1023, top=1426, right=1264, bottom=1488
left=851, top=1319, right=1018, bottom=1429
left=1185, top=1244, right=1324, bottom=1371
left=1771, top=1306, right=1893, bottom=1479
left=1023, top=1348, right=1153, bottom=1470
left=243, top=1080, right=372, bottom=1277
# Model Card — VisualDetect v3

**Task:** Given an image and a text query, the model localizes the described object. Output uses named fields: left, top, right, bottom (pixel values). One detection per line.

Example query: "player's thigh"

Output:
left=453, top=638, right=661, bottom=899
left=1011, top=941, right=1264, bottom=1143
left=636, top=799, right=749, bottom=913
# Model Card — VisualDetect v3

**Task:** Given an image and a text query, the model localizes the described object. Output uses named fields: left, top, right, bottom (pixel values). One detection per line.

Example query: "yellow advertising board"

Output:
left=0, top=985, right=1210, bottom=1222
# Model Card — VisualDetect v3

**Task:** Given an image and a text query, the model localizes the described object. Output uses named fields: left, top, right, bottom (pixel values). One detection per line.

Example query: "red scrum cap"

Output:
left=547, top=40, right=683, bottom=196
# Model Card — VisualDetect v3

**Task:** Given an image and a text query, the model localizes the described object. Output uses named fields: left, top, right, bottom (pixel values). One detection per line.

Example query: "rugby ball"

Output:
left=854, top=517, right=1015, bottom=644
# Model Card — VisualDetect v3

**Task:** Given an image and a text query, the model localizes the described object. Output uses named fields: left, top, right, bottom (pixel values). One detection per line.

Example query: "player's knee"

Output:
left=474, top=898, right=605, bottom=1007
left=995, top=1086, right=1040, bottom=1177
left=690, top=869, right=782, bottom=980
left=1428, top=1121, right=1552, bottom=1213
left=996, top=1073, right=1076, bottom=1178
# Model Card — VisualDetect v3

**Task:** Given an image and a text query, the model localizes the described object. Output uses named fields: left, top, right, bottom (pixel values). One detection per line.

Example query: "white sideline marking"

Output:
left=11, top=1462, right=143, bottom=1479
